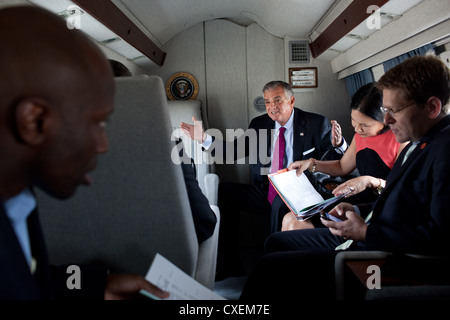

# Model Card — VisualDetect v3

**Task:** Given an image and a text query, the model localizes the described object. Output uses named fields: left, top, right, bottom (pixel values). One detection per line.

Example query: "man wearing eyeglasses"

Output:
left=240, top=54, right=450, bottom=300
left=324, top=55, right=450, bottom=252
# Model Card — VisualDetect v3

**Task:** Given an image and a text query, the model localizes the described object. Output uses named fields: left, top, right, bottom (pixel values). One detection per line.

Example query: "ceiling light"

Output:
left=57, top=6, right=83, bottom=20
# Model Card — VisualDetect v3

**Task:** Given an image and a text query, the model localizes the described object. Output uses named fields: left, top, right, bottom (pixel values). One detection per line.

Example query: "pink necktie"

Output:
left=267, top=127, right=286, bottom=204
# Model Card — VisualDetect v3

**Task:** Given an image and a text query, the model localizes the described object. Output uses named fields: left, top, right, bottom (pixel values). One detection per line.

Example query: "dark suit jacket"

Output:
left=181, top=163, right=217, bottom=243
left=0, top=203, right=106, bottom=299
left=364, top=115, right=450, bottom=255
left=213, top=108, right=337, bottom=193
left=0, top=204, right=55, bottom=299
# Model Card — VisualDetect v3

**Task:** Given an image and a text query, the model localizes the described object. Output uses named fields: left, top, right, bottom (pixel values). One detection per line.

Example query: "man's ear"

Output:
left=426, top=96, right=442, bottom=120
left=289, top=95, right=295, bottom=107
left=14, top=98, right=49, bottom=145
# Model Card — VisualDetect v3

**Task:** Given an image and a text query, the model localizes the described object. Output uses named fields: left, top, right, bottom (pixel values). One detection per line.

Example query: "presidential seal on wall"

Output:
left=166, top=72, right=199, bottom=100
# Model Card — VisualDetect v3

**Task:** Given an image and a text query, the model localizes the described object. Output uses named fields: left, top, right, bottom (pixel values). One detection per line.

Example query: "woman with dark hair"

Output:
left=282, top=82, right=407, bottom=230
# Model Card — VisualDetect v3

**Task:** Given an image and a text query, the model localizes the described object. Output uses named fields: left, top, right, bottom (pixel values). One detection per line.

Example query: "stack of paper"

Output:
left=268, top=170, right=346, bottom=221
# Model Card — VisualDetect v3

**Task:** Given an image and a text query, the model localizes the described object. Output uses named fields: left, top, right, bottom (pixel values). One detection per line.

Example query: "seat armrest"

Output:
left=335, top=251, right=392, bottom=300
left=194, top=205, right=220, bottom=289
left=335, top=251, right=450, bottom=300
left=204, top=173, right=219, bottom=206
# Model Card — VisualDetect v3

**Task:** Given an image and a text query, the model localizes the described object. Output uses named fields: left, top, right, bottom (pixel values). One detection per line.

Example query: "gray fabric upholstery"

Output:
left=365, top=285, right=450, bottom=300
left=167, top=100, right=215, bottom=197
left=335, top=251, right=450, bottom=300
left=195, top=204, right=220, bottom=289
left=167, top=100, right=204, bottom=130
left=166, top=100, right=220, bottom=288
left=335, top=251, right=391, bottom=300
left=203, top=173, right=219, bottom=206
left=37, top=76, right=198, bottom=277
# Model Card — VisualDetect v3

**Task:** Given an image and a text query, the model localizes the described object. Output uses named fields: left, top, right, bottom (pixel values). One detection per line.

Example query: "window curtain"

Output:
left=382, top=43, right=434, bottom=72
left=344, top=43, right=435, bottom=99
left=345, top=68, right=375, bottom=98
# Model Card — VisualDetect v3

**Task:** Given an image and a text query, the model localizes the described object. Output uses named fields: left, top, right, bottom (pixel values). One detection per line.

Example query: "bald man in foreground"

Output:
left=0, top=6, right=168, bottom=299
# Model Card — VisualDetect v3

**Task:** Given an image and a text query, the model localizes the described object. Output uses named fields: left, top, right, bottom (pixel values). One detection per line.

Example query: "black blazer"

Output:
left=213, top=108, right=336, bottom=192
left=0, top=204, right=54, bottom=299
left=0, top=203, right=107, bottom=299
left=364, top=115, right=450, bottom=255
left=181, top=163, right=217, bottom=244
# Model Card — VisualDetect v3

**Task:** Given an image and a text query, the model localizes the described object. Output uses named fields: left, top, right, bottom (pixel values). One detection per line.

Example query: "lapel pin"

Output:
left=420, top=142, right=427, bottom=149
left=300, top=132, right=304, bottom=136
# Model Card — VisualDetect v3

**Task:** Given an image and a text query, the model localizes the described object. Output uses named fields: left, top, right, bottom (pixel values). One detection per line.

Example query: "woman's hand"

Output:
left=332, top=176, right=384, bottom=197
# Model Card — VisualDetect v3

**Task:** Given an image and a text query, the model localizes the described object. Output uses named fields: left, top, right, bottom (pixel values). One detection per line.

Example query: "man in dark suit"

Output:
left=240, top=55, right=450, bottom=300
left=0, top=6, right=168, bottom=300
left=181, top=163, right=217, bottom=244
left=181, top=80, right=346, bottom=278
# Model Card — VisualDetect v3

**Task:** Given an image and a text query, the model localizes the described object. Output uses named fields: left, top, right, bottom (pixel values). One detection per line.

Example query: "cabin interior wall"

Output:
left=146, top=19, right=351, bottom=184
left=99, top=45, right=147, bottom=76
left=203, top=19, right=249, bottom=184
left=284, top=36, right=352, bottom=147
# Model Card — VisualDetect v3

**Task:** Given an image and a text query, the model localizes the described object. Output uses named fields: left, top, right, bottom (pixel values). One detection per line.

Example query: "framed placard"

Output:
left=289, top=67, right=318, bottom=88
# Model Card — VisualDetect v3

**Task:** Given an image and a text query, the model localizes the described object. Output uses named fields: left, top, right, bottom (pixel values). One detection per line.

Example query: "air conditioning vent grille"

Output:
left=289, top=41, right=310, bottom=63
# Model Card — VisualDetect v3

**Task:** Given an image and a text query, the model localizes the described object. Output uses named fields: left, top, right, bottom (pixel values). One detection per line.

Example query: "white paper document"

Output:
left=144, top=253, right=226, bottom=300
left=268, top=170, right=347, bottom=220
left=269, top=170, right=324, bottom=212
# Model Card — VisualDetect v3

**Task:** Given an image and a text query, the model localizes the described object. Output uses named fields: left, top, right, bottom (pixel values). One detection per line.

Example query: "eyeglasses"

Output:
left=380, top=101, right=415, bottom=117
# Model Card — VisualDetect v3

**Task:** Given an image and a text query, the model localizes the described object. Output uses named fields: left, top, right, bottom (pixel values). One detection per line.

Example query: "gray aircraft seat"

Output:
left=37, top=75, right=219, bottom=289
left=167, top=99, right=219, bottom=206
left=335, top=250, right=450, bottom=300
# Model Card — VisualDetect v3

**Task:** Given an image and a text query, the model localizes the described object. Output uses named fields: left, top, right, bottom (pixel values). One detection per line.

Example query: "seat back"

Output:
left=37, top=76, right=198, bottom=276
left=167, top=100, right=212, bottom=195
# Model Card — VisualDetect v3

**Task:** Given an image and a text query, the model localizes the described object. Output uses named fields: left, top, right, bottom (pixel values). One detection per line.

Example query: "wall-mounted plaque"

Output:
left=166, top=72, right=199, bottom=100
left=288, top=67, right=318, bottom=88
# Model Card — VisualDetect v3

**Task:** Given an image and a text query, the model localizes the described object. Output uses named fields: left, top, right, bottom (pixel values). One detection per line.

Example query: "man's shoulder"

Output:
left=425, top=116, right=450, bottom=148
left=249, top=113, right=272, bottom=128
left=429, top=119, right=450, bottom=154
left=296, top=108, right=328, bottom=121
left=248, top=108, right=329, bottom=128
left=293, top=108, right=329, bottom=129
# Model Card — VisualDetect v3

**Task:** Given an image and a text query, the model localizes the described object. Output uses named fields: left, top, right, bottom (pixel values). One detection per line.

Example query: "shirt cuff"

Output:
left=200, top=134, right=213, bottom=150
left=336, top=138, right=348, bottom=153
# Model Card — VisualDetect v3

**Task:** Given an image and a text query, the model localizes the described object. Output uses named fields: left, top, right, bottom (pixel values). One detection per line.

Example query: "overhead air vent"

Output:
left=289, top=40, right=310, bottom=63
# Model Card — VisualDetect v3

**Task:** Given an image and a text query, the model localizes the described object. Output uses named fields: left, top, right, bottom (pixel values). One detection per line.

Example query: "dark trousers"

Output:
left=240, top=228, right=345, bottom=300
left=217, top=182, right=271, bottom=276
left=240, top=249, right=339, bottom=300
left=265, top=227, right=344, bottom=253
left=217, top=182, right=305, bottom=276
